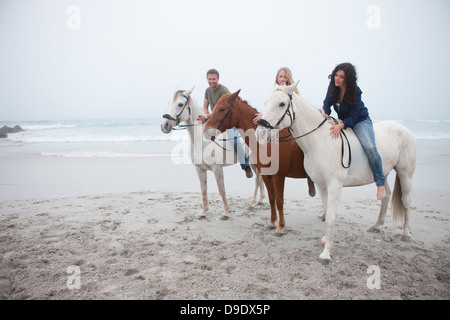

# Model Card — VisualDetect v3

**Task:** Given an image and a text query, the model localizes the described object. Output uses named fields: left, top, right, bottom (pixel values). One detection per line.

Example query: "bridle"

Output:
left=208, top=97, right=248, bottom=152
left=257, top=90, right=327, bottom=140
left=162, top=92, right=192, bottom=127
left=257, top=91, right=296, bottom=131
left=257, top=89, right=327, bottom=137
left=256, top=91, right=351, bottom=168
left=208, top=98, right=240, bottom=150
left=214, top=99, right=235, bottom=131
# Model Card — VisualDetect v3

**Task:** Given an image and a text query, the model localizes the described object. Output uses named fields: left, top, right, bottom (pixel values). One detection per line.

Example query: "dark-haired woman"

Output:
left=322, top=63, right=386, bottom=200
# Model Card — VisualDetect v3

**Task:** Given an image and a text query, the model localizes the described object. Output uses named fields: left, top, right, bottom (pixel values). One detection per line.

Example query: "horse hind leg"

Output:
left=392, top=172, right=414, bottom=241
left=195, top=167, right=209, bottom=218
left=212, top=167, right=230, bottom=220
left=368, top=176, right=391, bottom=233
left=249, top=164, right=265, bottom=211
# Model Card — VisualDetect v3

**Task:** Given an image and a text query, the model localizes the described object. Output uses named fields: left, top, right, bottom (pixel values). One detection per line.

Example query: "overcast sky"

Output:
left=0, top=0, right=449, bottom=121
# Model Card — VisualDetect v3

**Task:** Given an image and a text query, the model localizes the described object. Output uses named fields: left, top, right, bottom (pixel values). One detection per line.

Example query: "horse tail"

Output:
left=391, top=173, right=405, bottom=226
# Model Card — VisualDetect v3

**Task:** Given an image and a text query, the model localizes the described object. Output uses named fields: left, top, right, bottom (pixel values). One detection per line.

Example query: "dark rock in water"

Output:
left=11, top=125, right=24, bottom=133
left=0, top=125, right=25, bottom=138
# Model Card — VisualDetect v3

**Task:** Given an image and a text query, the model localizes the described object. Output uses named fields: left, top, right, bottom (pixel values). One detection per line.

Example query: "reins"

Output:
left=277, top=118, right=327, bottom=142
left=331, top=117, right=352, bottom=169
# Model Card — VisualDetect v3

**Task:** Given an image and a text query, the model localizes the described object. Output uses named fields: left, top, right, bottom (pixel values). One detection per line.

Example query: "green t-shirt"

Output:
left=204, top=84, right=230, bottom=110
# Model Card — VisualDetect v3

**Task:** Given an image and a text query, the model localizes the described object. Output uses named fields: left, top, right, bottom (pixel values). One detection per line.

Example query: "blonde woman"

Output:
left=275, top=67, right=299, bottom=93
left=253, top=67, right=299, bottom=124
left=254, top=68, right=316, bottom=197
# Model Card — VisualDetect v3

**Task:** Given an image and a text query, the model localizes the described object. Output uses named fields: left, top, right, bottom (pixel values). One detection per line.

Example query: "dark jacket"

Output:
left=322, top=86, right=369, bottom=128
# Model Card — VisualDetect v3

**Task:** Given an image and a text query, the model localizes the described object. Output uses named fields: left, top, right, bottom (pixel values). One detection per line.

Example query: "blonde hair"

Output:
left=275, top=67, right=299, bottom=94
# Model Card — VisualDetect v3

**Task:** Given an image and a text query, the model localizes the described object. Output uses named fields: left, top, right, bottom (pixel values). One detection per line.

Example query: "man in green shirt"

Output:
left=198, top=69, right=253, bottom=178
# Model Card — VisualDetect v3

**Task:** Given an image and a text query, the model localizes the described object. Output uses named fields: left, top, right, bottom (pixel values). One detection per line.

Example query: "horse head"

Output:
left=203, top=89, right=241, bottom=141
left=161, top=87, right=195, bottom=133
left=255, top=81, right=299, bottom=144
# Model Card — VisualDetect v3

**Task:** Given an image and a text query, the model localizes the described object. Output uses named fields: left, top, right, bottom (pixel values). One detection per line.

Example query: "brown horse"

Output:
left=203, top=90, right=315, bottom=235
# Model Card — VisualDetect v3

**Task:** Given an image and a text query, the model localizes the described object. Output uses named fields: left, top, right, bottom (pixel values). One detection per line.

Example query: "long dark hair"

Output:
left=327, top=63, right=358, bottom=106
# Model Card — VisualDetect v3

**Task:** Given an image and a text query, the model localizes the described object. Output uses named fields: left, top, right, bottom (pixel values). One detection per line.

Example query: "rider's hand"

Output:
left=253, top=113, right=263, bottom=125
left=197, top=115, right=207, bottom=123
left=329, top=123, right=344, bottom=139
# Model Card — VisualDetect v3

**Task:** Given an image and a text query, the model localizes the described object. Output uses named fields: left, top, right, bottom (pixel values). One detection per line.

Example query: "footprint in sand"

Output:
left=124, top=268, right=139, bottom=276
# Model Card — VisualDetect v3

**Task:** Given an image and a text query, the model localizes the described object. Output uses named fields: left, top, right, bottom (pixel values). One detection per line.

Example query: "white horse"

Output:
left=256, top=82, right=416, bottom=263
left=161, top=88, right=265, bottom=219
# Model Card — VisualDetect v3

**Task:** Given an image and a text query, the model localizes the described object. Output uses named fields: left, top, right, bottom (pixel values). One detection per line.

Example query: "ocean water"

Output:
left=0, top=117, right=449, bottom=200
left=0, top=118, right=449, bottom=159
left=0, top=118, right=187, bottom=158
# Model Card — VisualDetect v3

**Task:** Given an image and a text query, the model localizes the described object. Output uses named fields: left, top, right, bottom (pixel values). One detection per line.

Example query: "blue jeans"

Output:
left=352, top=117, right=385, bottom=186
left=228, top=127, right=249, bottom=170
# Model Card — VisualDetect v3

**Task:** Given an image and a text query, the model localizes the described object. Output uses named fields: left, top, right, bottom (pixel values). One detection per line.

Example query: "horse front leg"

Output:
left=249, top=164, right=265, bottom=211
left=262, top=176, right=277, bottom=229
left=195, top=167, right=209, bottom=218
left=368, top=178, right=391, bottom=233
left=273, top=175, right=286, bottom=236
left=212, top=167, right=229, bottom=220
left=319, top=181, right=342, bottom=263
left=317, top=186, right=328, bottom=221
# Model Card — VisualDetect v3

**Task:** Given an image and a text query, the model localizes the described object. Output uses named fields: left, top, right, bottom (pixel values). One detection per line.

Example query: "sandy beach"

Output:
left=0, top=139, right=449, bottom=300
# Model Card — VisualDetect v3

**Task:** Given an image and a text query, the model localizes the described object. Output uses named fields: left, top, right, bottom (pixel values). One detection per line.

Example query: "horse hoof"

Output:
left=267, top=221, right=276, bottom=229
left=198, top=214, right=207, bottom=219
left=401, top=235, right=411, bottom=242
left=274, top=231, right=284, bottom=237
left=220, top=215, right=230, bottom=221
left=248, top=206, right=256, bottom=212
left=318, top=257, right=331, bottom=265
left=368, top=227, right=381, bottom=233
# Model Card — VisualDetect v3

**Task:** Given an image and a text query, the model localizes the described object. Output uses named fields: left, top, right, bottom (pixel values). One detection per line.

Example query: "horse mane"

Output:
left=294, top=93, right=340, bottom=125
left=237, top=96, right=259, bottom=114
left=216, top=92, right=230, bottom=105
left=314, top=106, right=342, bottom=125
left=217, top=92, right=260, bottom=114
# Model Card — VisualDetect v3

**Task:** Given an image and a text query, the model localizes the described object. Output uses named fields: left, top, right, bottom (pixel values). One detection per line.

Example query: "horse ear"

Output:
left=230, top=89, right=241, bottom=100
left=185, top=86, right=195, bottom=96
left=283, top=81, right=300, bottom=95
